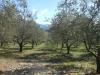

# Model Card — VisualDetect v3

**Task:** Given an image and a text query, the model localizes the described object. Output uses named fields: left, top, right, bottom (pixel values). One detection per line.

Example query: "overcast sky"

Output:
left=27, top=0, right=61, bottom=25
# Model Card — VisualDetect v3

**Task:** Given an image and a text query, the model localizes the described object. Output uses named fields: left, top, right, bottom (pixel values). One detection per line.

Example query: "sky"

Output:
left=27, top=0, right=61, bottom=25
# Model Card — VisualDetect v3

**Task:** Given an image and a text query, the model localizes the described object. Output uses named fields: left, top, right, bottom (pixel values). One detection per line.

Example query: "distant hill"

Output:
left=38, top=24, right=50, bottom=31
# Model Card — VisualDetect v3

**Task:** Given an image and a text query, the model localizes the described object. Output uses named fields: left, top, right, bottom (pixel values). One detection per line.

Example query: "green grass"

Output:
left=44, top=44, right=96, bottom=74
left=0, top=43, right=96, bottom=74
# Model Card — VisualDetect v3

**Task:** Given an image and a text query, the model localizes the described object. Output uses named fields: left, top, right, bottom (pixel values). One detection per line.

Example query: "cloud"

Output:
left=39, top=9, right=48, bottom=16
left=32, top=8, right=38, bottom=15
left=33, top=9, right=51, bottom=25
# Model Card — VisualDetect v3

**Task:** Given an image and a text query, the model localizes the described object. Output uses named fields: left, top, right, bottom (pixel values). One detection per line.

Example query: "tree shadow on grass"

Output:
left=19, top=52, right=50, bottom=62
left=23, top=47, right=33, bottom=51
left=19, top=47, right=96, bottom=63
left=19, top=49, right=76, bottom=63
left=0, top=45, right=35, bottom=59
left=37, top=47, right=94, bottom=62
left=38, top=47, right=59, bottom=53
left=47, top=53, right=74, bottom=63
left=77, top=52, right=95, bottom=62
left=0, top=44, right=95, bottom=63
left=0, top=48, right=20, bottom=59
left=0, top=46, right=96, bottom=75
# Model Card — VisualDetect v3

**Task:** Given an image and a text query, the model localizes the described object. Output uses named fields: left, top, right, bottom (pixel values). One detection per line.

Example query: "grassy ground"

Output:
left=0, top=43, right=96, bottom=75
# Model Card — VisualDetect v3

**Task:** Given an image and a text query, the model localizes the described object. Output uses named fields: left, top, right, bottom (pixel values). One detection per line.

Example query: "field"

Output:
left=0, top=43, right=96, bottom=75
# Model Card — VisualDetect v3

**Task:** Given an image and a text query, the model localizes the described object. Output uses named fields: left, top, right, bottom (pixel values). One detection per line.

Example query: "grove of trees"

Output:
left=0, top=0, right=45, bottom=52
left=49, top=0, right=100, bottom=73
left=1, top=0, right=100, bottom=74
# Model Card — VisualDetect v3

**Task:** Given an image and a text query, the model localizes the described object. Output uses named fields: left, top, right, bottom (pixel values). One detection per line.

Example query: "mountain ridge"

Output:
left=38, top=24, right=50, bottom=31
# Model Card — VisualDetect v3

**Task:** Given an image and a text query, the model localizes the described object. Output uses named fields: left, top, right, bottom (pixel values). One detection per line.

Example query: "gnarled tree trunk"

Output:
left=83, top=40, right=90, bottom=52
left=96, top=47, right=100, bottom=74
left=19, top=42, right=23, bottom=52
left=67, top=46, right=70, bottom=54
left=66, top=42, right=71, bottom=54
left=96, top=57, right=100, bottom=73
left=32, top=41, right=34, bottom=48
